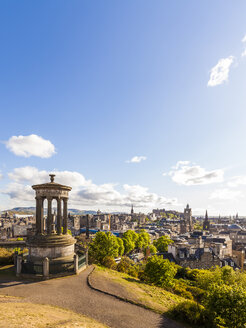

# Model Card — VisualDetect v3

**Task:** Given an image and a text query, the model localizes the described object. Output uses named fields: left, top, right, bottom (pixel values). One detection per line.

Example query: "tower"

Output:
left=180, top=204, right=193, bottom=233
left=203, top=210, right=210, bottom=230
left=131, top=204, right=134, bottom=215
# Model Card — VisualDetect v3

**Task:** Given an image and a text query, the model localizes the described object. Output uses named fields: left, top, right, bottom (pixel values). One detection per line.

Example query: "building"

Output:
left=203, top=210, right=210, bottom=231
left=180, top=204, right=193, bottom=234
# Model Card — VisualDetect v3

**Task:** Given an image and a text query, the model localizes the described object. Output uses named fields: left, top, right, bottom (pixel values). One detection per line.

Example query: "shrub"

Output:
left=0, top=248, right=14, bottom=265
left=101, top=256, right=117, bottom=270
left=172, top=284, right=193, bottom=300
left=144, top=255, right=177, bottom=287
left=204, top=283, right=246, bottom=328
left=168, top=301, right=207, bottom=326
left=127, top=265, right=139, bottom=278
left=186, top=286, right=206, bottom=303
left=117, top=257, right=135, bottom=274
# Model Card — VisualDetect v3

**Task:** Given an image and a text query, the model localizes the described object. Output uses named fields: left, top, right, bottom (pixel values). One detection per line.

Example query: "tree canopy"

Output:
left=89, top=231, right=124, bottom=263
left=153, top=235, right=173, bottom=253
left=144, top=255, right=177, bottom=287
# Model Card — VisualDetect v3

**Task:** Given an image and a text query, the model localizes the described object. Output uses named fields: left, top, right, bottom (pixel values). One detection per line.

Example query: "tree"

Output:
left=144, top=255, right=177, bottom=287
left=117, top=237, right=124, bottom=256
left=153, top=235, right=173, bottom=253
left=204, top=283, right=246, bottom=328
left=135, top=230, right=150, bottom=250
left=89, top=231, right=123, bottom=263
left=122, top=230, right=138, bottom=254
left=144, top=244, right=157, bottom=255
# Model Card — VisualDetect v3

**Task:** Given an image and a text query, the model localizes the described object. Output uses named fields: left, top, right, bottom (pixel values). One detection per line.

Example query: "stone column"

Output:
left=63, top=198, right=68, bottom=234
left=43, top=257, right=49, bottom=278
left=85, top=248, right=88, bottom=266
left=40, top=198, right=44, bottom=234
left=57, top=198, right=62, bottom=235
left=47, top=197, right=52, bottom=234
left=16, top=255, right=22, bottom=277
left=74, top=254, right=78, bottom=274
left=35, top=197, right=41, bottom=234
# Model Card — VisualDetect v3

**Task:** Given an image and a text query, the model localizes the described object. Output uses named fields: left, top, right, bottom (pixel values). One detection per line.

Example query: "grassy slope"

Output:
left=94, top=266, right=186, bottom=314
left=0, top=295, right=108, bottom=328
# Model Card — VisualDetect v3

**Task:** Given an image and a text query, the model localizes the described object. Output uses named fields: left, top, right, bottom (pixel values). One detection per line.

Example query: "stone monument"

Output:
left=23, top=174, right=76, bottom=276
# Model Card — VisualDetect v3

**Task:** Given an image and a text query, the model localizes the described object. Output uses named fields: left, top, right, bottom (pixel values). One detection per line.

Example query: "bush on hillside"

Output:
left=143, top=255, right=177, bottom=287
left=101, top=256, right=117, bottom=270
left=168, top=301, right=207, bottom=327
left=117, top=257, right=138, bottom=277
left=0, top=248, right=14, bottom=265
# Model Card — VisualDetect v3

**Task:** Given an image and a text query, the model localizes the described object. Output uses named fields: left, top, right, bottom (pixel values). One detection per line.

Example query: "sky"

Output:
left=1, top=1, right=246, bottom=215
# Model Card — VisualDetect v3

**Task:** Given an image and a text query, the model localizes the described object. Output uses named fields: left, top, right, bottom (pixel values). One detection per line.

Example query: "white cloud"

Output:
left=5, top=134, right=56, bottom=158
left=242, top=35, right=246, bottom=43
left=126, top=156, right=147, bottom=163
left=241, top=49, right=246, bottom=57
left=4, top=166, right=177, bottom=210
left=209, top=188, right=242, bottom=200
left=166, top=161, right=224, bottom=185
left=207, top=56, right=234, bottom=87
left=123, top=184, right=178, bottom=207
left=227, top=176, right=246, bottom=187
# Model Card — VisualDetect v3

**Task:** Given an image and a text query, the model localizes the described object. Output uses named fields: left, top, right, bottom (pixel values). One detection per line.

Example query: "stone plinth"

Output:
left=27, top=234, right=76, bottom=261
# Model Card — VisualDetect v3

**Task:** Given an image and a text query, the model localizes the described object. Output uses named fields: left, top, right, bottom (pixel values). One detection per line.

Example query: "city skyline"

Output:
left=1, top=1, right=246, bottom=215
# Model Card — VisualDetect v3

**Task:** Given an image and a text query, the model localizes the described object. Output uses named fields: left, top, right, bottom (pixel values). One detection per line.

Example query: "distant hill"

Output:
left=2, top=207, right=97, bottom=216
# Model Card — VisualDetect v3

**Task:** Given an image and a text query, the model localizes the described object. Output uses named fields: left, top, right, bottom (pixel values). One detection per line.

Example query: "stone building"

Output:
left=180, top=204, right=193, bottom=234
left=203, top=210, right=210, bottom=230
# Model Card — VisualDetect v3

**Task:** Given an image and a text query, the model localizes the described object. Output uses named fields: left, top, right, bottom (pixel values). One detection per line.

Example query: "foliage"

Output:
left=153, top=235, right=173, bottom=253
left=193, top=223, right=203, bottom=230
left=116, top=238, right=124, bottom=256
left=122, top=230, right=138, bottom=254
left=143, top=255, right=177, bottom=287
left=135, top=230, right=150, bottom=250
left=89, top=231, right=124, bottom=264
left=195, top=266, right=246, bottom=290
left=204, top=283, right=246, bottom=328
left=168, top=301, right=206, bottom=326
left=117, top=256, right=138, bottom=277
left=0, top=248, right=14, bottom=265
left=172, top=283, right=193, bottom=300
left=144, top=244, right=157, bottom=256
left=101, top=256, right=117, bottom=270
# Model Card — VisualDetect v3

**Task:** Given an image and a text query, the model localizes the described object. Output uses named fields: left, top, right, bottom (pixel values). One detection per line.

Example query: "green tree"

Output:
left=135, top=230, right=150, bottom=250
left=89, top=231, right=122, bottom=264
left=153, top=235, right=173, bottom=253
left=144, top=244, right=157, bottom=255
left=117, top=237, right=124, bottom=256
left=122, top=230, right=138, bottom=254
left=144, top=255, right=177, bottom=287
left=204, top=283, right=246, bottom=328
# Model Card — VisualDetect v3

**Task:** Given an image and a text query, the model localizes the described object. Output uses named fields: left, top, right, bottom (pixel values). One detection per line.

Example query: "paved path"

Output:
left=0, top=266, right=182, bottom=328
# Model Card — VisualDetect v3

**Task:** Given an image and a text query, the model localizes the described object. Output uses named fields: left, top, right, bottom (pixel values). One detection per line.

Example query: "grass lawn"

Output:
left=93, top=266, right=186, bottom=314
left=0, top=295, right=108, bottom=328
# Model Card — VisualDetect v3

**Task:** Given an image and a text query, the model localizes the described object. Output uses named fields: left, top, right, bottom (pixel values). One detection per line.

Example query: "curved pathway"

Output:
left=0, top=266, right=183, bottom=328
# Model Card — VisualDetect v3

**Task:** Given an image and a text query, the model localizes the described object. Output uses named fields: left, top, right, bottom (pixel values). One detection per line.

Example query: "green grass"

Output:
left=94, top=265, right=186, bottom=314
left=0, top=265, right=16, bottom=277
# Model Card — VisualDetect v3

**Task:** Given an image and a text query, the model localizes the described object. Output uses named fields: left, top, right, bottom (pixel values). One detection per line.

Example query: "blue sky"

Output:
left=1, top=1, right=246, bottom=215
